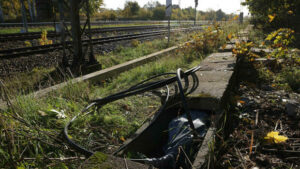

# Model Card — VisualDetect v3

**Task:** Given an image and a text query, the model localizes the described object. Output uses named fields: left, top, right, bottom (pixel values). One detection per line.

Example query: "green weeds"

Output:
left=0, top=23, right=237, bottom=168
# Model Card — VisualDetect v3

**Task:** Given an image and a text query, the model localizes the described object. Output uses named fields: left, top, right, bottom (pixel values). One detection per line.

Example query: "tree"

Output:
left=96, top=9, right=117, bottom=20
left=138, top=8, right=152, bottom=20
left=243, top=0, right=300, bottom=47
left=88, top=0, right=103, bottom=15
left=123, top=1, right=140, bottom=17
left=144, top=1, right=163, bottom=10
left=1, top=0, right=21, bottom=20
left=152, top=6, right=165, bottom=20
left=216, top=9, right=226, bottom=21
left=205, top=9, right=216, bottom=20
left=243, top=0, right=300, bottom=32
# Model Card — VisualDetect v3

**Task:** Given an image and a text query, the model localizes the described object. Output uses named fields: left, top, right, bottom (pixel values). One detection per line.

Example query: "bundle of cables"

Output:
left=63, top=66, right=201, bottom=159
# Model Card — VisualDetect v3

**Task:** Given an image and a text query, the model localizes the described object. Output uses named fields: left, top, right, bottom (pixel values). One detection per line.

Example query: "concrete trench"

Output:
left=81, top=40, right=243, bottom=168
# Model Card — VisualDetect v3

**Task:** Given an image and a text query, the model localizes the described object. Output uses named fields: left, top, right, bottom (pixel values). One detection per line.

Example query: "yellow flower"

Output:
left=287, top=10, right=293, bottom=15
left=264, top=131, right=288, bottom=143
left=24, top=41, right=32, bottom=47
left=268, top=14, right=276, bottom=23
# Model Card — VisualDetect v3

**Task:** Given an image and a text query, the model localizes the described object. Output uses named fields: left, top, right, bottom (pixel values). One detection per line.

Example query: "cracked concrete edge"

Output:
left=192, top=127, right=216, bottom=169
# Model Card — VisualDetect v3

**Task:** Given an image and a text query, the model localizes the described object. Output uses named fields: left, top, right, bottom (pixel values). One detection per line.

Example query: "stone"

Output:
left=285, top=99, right=300, bottom=117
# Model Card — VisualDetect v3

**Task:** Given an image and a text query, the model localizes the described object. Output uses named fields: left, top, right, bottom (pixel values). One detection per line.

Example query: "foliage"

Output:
left=0, top=0, right=21, bottom=19
left=232, top=41, right=260, bottom=61
left=265, top=28, right=295, bottom=59
left=122, top=1, right=140, bottom=18
left=242, top=0, right=300, bottom=47
left=95, top=9, right=117, bottom=20
left=97, top=1, right=237, bottom=21
left=283, top=67, right=300, bottom=92
left=265, top=28, right=295, bottom=48
left=24, top=40, right=32, bottom=47
left=38, top=30, right=53, bottom=46
left=183, top=24, right=223, bottom=56
left=88, top=0, right=104, bottom=15
left=130, top=39, right=140, bottom=47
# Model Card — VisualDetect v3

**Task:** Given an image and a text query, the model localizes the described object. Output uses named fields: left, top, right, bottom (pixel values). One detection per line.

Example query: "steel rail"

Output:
left=0, top=25, right=168, bottom=42
left=0, top=20, right=210, bottom=27
left=0, top=27, right=203, bottom=59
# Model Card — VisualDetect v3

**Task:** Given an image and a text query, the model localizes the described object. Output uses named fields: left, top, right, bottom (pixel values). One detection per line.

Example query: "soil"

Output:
left=217, top=61, right=300, bottom=169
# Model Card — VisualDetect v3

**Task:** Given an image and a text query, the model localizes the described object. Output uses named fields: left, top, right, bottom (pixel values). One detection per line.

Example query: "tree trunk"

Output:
left=70, top=0, right=84, bottom=72
left=86, top=0, right=96, bottom=64
left=0, top=2, right=4, bottom=23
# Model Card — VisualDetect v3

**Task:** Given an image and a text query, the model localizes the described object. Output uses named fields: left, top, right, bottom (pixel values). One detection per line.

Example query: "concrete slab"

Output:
left=202, top=52, right=234, bottom=62
left=218, top=44, right=234, bottom=52
left=251, top=48, right=273, bottom=54
left=187, top=71, right=234, bottom=111
left=186, top=52, right=236, bottom=111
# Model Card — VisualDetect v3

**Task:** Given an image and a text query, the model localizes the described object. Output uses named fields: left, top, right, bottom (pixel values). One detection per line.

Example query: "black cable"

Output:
left=176, top=68, right=197, bottom=136
left=63, top=66, right=201, bottom=157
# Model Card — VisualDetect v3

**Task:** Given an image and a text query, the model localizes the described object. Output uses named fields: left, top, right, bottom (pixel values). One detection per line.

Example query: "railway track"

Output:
left=0, top=25, right=168, bottom=42
left=0, top=20, right=210, bottom=28
left=0, top=27, right=202, bottom=59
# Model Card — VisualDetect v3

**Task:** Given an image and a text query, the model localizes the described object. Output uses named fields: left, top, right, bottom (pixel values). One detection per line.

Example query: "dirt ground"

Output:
left=217, top=60, right=300, bottom=169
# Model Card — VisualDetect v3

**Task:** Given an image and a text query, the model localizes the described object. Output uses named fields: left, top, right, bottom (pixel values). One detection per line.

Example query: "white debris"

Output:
left=49, top=109, right=67, bottom=119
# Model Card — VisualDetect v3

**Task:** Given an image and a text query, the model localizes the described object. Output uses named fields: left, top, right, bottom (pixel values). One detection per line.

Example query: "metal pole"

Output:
left=167, top=18, right=170, bottom=46
left=239, top=12, right=244, bottom=24
left=86, top=0, right=96, bottom=64
left=0, top=2, right=4, bottom=23
left=178, top=0, right=181, bottom=26
left=166, top=0, right=172, bottom=47
left=27, top=0, right=34, bottom=22
left=70, top=0, right=83, bottom=70
left=32, top=0, right=37, bottom=21
left=194, top=6, right=196, bottom=26
left=20, top=0, right=28, bottom=33
left=194, top=0, right=198, bottom=26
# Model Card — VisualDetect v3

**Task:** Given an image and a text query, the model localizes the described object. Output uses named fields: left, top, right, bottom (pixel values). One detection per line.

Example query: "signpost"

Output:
left=239, top=12, right=244, bottom=24
left=166, top=0, right=172, bottom=46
